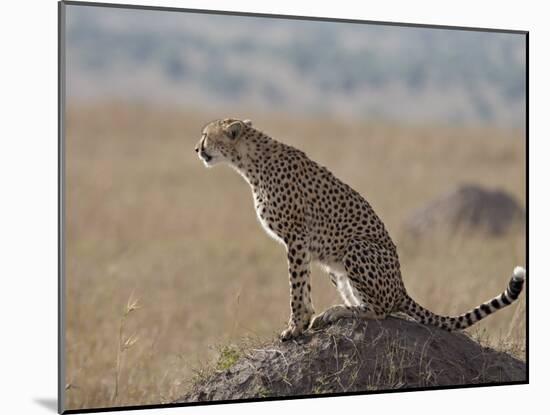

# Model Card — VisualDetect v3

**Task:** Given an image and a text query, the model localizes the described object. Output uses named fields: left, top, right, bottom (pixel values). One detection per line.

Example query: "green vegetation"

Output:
left=215, top=346, right=241, bottom=372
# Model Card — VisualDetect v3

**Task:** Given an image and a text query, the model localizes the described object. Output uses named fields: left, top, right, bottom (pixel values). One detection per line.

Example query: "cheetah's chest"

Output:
left=253, top=194, right=286, bottom=245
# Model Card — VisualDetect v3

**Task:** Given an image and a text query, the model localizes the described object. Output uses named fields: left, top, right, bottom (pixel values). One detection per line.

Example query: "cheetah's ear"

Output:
left=225, top=120, right=245, bottom=140
left=243, top=119, right=253, bottom=127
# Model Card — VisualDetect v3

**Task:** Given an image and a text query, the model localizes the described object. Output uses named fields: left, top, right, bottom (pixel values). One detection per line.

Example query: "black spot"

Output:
left=480, top=304, right=491, bottom=315
left=508, top=279, right=523, bottom=299
left=474, top=309, right=482, bottom=321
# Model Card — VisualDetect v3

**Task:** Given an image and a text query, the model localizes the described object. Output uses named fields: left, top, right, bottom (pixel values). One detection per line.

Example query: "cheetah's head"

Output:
left=195, top=118, right=252, bottom=168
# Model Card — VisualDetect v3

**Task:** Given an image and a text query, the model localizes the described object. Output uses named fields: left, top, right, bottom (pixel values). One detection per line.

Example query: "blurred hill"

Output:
left=405, top=184, right=525, bottom=237
left=65, top=5, right=526, bottom=127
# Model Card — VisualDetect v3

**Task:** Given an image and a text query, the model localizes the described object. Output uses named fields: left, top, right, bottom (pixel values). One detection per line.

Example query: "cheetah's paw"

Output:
left=309, top=305, right=351, bottom=330
left=280, top=323, right=304, bottom=342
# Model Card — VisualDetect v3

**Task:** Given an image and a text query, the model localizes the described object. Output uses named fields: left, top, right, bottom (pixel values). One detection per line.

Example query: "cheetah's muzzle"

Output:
left=200, top=151, right=212, bottom=162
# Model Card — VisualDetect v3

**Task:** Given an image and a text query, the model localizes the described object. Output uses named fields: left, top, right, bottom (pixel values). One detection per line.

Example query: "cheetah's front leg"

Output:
left=280, top=240, right=314, bottom=341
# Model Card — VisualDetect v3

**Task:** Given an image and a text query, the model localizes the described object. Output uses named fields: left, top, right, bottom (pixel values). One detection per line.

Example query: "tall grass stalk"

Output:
left=112, top=294, right=140, bottom=403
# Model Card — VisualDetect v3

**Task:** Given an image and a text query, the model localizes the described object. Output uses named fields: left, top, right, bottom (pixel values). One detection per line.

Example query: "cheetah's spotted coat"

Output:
left=195, top=118, right=526, bottom=341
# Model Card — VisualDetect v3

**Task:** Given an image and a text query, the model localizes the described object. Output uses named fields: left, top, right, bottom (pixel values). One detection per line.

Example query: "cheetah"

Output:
left=195, top=118, right=526, bottom=341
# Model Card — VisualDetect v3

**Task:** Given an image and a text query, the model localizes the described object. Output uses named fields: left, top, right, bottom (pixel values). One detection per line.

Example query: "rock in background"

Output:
left=404, top=184, right=525, bottom=238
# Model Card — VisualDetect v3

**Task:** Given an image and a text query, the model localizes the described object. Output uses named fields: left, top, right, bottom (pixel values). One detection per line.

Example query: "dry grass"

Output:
left=64, top=102, right=526, bottom=410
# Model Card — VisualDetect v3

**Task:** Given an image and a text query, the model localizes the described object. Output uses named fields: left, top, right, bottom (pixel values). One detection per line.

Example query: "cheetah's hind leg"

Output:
left=310, top=303, right=385, bottom=330
left=329, top=272, right=361, bottom=307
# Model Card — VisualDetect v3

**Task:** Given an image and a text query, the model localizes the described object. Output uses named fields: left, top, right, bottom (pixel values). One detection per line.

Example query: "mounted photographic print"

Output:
left=59, top=1, right=528, bottom=413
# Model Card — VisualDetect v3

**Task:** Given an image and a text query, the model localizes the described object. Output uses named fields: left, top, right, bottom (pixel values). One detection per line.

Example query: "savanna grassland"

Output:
left=64, top=103, right=526, bottom=410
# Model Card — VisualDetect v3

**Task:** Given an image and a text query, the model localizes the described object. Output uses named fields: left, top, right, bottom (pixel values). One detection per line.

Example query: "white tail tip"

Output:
left=513, top=266, right=526, bottom=281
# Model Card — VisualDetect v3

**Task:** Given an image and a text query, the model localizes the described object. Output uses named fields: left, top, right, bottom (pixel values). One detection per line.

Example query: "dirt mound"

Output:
left=178, top=317, right=525, bottom=402
left=405, top=184, right=525, bottom=237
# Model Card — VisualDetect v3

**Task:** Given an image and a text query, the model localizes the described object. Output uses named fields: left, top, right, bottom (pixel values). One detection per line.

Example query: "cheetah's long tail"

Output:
left=398, top=266, right=526, bottom=331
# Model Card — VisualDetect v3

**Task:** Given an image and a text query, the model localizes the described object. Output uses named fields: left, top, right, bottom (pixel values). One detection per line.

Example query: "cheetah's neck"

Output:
left=229, top=130, right=281, bottom=189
